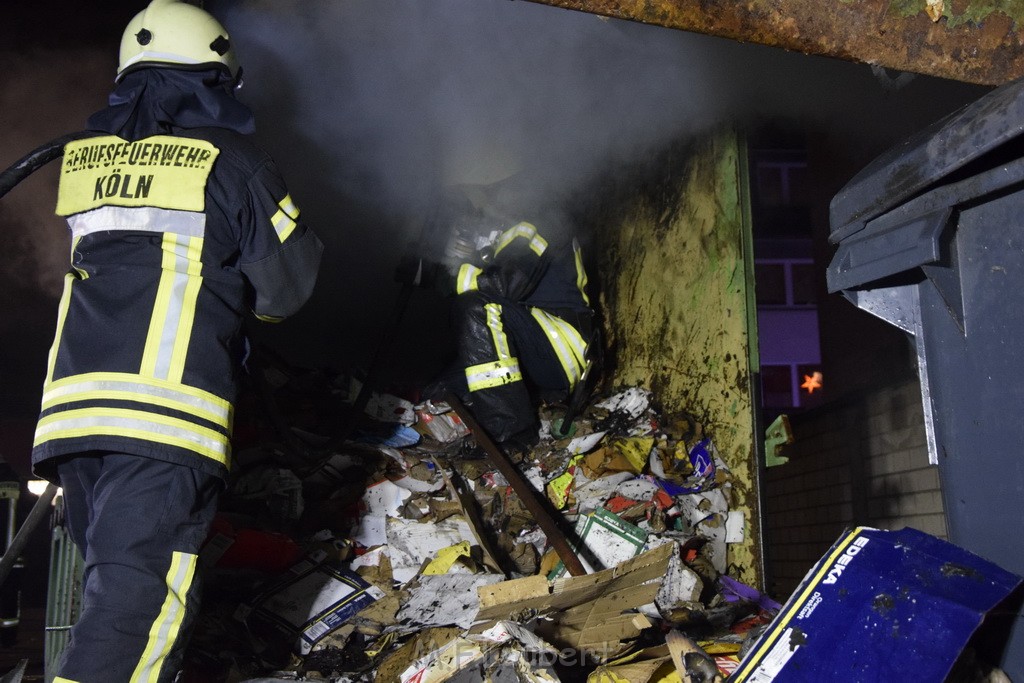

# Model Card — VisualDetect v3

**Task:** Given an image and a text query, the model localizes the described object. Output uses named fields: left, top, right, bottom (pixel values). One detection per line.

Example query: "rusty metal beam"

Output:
left=444, top=393, right=589, bottom=577
left=524, top=0, right=1024, bottom=86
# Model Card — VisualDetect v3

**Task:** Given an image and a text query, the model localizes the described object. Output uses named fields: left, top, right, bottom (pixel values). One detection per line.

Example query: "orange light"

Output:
left=801, top=371, right=823, bottom=394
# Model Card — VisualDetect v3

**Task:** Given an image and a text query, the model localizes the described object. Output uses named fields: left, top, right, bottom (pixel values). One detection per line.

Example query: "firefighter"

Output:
left=399, top=183, right=594, bottom=451
left=29, top=1, right=323, bottom=681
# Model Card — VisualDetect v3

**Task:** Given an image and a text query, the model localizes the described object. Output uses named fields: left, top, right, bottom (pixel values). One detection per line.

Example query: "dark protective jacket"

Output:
left=31, top=69, right=323, bottom=483
left=456, top=220, right=591, bottom=317
left=450, top=218, right=593, bottom=441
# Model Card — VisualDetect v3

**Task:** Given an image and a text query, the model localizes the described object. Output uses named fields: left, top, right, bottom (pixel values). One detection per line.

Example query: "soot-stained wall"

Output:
left=585, top=127, right=762, bottom=586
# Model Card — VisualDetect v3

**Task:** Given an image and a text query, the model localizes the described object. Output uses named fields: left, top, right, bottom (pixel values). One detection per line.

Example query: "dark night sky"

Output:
left=0, top=0, right=992, bottom=477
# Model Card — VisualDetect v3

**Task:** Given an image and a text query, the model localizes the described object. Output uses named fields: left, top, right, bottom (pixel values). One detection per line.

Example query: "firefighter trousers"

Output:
left=54, top=453, right=220, bottom=683
left=453, top=291, right=584, bottom=442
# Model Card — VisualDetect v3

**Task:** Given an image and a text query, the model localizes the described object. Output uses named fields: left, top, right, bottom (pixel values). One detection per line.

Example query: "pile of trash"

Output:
left=180, top=360, right=780, bottom=682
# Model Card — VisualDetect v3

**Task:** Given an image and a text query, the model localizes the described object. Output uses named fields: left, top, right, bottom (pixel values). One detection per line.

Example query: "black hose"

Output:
left=0, top=483, right=58, bottom=589
left=0, top=132, right=100, bottom=201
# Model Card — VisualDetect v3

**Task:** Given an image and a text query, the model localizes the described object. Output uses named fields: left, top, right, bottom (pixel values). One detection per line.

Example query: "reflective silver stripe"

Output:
left=142, top=234, right=202, bottom=382
left=34, top=409, right=229, bottom=464
left=531, top=308, right=587, bottom=386
left=279, top=194, right=299, bottom=218
left=465, top=359, right=523, bottom=391
left=494, top=222, right=547, bottom=257
left=131, top=551, right=196, bottom=683
left=485, top=303, right=512, bottom=359
left=157, top=241, right=190, bottom=379
left=456, top=263, right=482, bottom=294
left=67, top=206, right=206, bottom=239
left=271, top=194, right=300, bottom=242
left=42, top=376, right=231, bottom=428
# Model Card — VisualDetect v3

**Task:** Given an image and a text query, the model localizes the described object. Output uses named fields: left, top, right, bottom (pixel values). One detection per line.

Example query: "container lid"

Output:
left=830, top=76, right=1024, bottom=242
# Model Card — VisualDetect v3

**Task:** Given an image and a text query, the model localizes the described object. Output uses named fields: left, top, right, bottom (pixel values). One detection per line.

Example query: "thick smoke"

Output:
left=1, top=0, right=991, bottom=378
left=0, top=50, right=113, bottom=299
left=215, top=1, right=731, bottom=224
left=207, top=0, right=988, bottom=369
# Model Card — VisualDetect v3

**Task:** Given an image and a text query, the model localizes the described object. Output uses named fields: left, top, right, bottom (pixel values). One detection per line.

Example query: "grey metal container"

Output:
left=827, top=75, right=1024, bottom=678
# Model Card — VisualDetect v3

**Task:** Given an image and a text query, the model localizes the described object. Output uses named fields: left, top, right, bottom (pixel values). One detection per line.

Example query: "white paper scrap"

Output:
left=352, top=479, right=412, bottom=548
left=399, top=637, right=485, bottom=683
left=615, top=477, right=661, bottom=501
left=352, top=515, right=387, bottom=549
left=386, top=516, right=478, bottom=584
left=567, top=431, right=606, bottom=455
left=364, top=479, right=411, bottom=518
left=395, top=573, right=503, bottom=630
left=473, top=620, right=560, bottom=656
left=726, top=510, right=745, bottom=543
left=595, top=387, right=651, bottom=419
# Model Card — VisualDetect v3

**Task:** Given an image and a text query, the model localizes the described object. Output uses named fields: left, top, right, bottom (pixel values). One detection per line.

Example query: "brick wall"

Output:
left=762, top=372, right=947, bottom=601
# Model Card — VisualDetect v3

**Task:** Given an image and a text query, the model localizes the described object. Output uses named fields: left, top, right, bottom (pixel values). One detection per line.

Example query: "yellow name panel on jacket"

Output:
left=56, top=136, right=219, bottom=216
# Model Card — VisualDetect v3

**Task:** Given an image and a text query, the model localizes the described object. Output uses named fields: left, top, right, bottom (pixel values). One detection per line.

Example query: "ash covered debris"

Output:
left=174, top=356, right=779, bottom=682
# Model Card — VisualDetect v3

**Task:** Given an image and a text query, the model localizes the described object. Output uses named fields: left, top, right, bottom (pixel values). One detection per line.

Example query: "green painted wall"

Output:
left=589, top=127, right=763, bottom=587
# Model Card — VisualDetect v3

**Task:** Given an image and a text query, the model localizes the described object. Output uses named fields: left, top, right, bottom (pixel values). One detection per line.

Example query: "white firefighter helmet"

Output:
left=116, top=0, right=240, bottom=84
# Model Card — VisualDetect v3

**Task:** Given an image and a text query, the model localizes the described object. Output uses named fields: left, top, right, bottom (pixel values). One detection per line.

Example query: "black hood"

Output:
left=86, top=68, right=256, bottom=141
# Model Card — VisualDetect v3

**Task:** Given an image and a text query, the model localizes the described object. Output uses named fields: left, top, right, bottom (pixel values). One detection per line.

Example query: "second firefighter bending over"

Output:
left=399, top=188, right=595, bottom=451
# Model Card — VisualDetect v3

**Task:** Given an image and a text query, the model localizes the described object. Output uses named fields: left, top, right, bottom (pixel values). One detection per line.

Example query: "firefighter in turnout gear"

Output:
left=31, top=1, right=323, bottom=680
left=400, top=183, right=594, bottom=450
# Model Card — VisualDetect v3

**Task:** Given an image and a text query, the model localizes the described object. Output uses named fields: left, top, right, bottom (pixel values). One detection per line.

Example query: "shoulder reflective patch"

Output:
left=456, top=263, right=482, bottom=294
left=271, top=194, right=301, bottom=243
left=494, top=221, right=547, bottom=257
left=56, top=135, right=219, bottom=217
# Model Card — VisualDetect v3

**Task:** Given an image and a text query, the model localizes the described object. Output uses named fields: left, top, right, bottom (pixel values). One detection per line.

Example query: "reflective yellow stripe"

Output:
left=42, top=372, right=232, bottom=429
left=44, top=274, right=76, bottom=385
left=465, top=302, right=522, bottom=391
left=54, top=678, right=80, bottom=683
left=131, top=551, right=197, bottom=683
left=465, top=358, right=523, bottom=391
left=573, top=237, right=590, bottom=307
left=484, top=303, right=512, bottom=359
left=168, top=237, right=204, bottom=382
left=140, top=234, right=203, bottom=382
left=493, top=222, right=547, bottom=257
left=254, top=313, right=285, bottom=323
left=34, top=407, right=230, bottom=465
left=456, top=263, right=482, bottom=294
left=530, top=308, right=587, bottom=387
left=271, top=194, right=300, bottom=243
